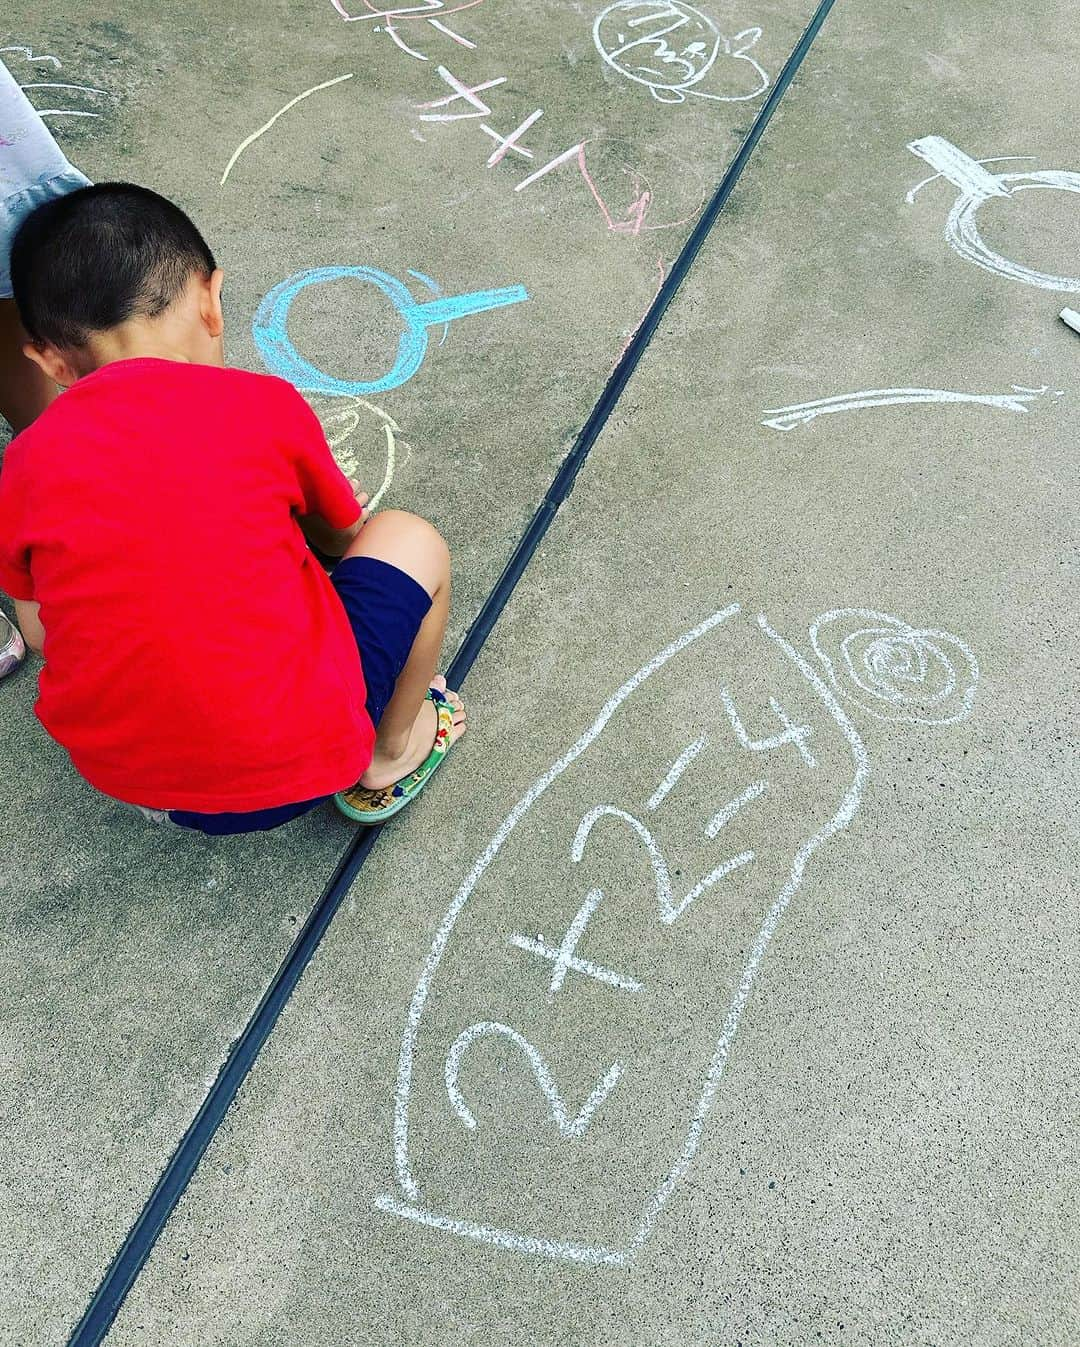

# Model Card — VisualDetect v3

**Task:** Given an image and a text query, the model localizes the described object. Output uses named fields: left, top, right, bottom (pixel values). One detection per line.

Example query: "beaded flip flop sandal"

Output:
left=334, top=687, right=456, bottom=824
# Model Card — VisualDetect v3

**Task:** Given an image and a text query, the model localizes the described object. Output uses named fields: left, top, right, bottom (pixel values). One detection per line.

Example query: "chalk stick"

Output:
left=1059, top=307, right=1080, bottom=336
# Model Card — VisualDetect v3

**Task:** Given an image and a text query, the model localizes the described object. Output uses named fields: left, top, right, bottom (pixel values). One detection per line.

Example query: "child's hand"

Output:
left=349, top=481, right=372, bottom=524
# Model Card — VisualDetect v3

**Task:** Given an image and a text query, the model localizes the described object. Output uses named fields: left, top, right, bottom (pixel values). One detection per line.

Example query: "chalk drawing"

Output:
left=445, top=1022, right=624, bottom=1136
left=579, top=144, right=649, bottom=232
left=809, top=609, right=979, bottom=725
left=375, top=21, right=428, bottom=58
left=645, top=734, right=707, bottom=811
left=381, top=605, right=738, bottom=1223
left=2, top=46, right=107, bottom=122
left=719, top=688, right=815, bottom=768
left=427, top=18, right=476, bottom=47
left=537, top=887, right=607, bottom=993
left=571, top=804, right=755, bottom=926
left=370, top=430, right=397, bottom=509
left=905, top=155, right=1036, bottom=205
left=253, top=265, right=527, bottom=397
left=704, top=779, right=767, bottom=839
left=509, top=930, right=644, bottom=993
left=332, top=0, right=484, bottom=20
left=515, top=142, right=585, bottom=191
left=416, top=68, right=507, bottom=122
left=15, top=81, right=107, bottom=118
left=375, top=603, right=979, bottom=1262
left=305, top=394, right=402, bottom=510
left=220, top=73, right=354, bottom=186
left=341, top=0, right=703, bottom=238
left=330, top=0, right=484, bottom=60
left=608, top=255, right=666, bottom=370
left=1, top=45, right=61, bottom=69
left=406, top=267, right=452, bottom=346
left=622, top=612, right=871, bottom=1261
left=908, top=135, right=1080, bottom=292
left=581, top=140, right=706, bottom=235
left=593, top=0, right=769, bottom=105
left=516, top=138, right=706, bottom=244
left=481, top=108, right=544, bottom=166
left=762, top=384, right=1057, bottom=430
left=413, top=68, right=548, bottom=170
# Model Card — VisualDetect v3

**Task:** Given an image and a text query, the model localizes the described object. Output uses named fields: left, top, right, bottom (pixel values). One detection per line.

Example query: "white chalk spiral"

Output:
left=809, top=609, right=979, bottom=725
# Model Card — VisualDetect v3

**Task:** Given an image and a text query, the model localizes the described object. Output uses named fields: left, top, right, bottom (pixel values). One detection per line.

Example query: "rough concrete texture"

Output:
left=1, top=0, right=815, bottom=1340
left=0, top=670, right=351, bottom=1342
left=4, top=0, right=1080, bottom=1343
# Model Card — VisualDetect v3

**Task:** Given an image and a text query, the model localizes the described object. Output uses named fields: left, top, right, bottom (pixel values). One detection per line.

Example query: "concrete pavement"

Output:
left=2, top=0, right=818, bottom=1339
left=3, top=0, right=1079, bottom=1343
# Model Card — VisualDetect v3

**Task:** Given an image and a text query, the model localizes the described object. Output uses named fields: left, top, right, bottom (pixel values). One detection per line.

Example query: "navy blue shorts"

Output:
left=169, top=556, right=432, bottom=835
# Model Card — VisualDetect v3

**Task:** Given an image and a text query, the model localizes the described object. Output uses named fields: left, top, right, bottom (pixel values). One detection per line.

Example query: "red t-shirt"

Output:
left=0, top=358, right=374, bottom=811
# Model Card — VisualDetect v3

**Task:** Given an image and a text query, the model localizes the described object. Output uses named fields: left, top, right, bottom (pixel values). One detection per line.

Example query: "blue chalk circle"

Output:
left=252, top=265, right=529, bottom=396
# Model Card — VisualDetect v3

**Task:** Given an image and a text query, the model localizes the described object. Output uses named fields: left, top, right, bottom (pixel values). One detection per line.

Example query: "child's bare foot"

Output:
left=359, top=676, right=467, bottom=790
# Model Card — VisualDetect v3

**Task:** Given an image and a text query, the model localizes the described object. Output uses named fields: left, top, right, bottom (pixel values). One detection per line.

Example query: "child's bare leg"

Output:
left=340, top=510, right=466, bottom=789
left=0, top=299, right=57, bottom=434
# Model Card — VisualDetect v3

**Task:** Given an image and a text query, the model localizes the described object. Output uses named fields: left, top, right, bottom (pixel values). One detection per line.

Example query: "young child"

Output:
left=1, top=55, right=92, bottom=678
left=0, top=182, right=466, bottom=832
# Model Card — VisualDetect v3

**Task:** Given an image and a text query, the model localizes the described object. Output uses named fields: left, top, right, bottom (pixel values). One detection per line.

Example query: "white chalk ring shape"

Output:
left=949, top=170, right=1080, bottom=292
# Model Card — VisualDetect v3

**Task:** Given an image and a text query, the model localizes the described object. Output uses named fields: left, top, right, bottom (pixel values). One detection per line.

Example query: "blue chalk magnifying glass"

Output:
left=252, top=265, right=528, bottom=397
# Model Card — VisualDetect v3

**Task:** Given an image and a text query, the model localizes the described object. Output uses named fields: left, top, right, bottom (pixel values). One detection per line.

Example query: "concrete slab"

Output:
left=100, top=0, right=1080, bottom=1344
left=1, top=0, right=819, bottom=1340
left=0, top=664, right=352, bottom=1344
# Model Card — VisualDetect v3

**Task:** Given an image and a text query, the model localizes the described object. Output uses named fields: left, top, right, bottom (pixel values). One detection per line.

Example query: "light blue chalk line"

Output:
left=407, top=268, right=449, bottom=345
left=252, top=264, right=528, bottom=396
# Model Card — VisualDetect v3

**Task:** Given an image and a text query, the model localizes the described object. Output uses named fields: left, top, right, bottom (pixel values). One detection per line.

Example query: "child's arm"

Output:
left=14, top=599, right=44, bottom=655
left=281, top=386, right=371, bottom=556
left=297, top=486, right=370, bottom=557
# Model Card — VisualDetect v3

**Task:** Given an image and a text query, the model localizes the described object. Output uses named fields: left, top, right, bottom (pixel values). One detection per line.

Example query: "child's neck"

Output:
left=75, top=320, right=201, bottom=377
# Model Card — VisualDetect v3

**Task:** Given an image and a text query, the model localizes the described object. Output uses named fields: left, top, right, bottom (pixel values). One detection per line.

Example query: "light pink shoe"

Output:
left=0, top=611, right=25, bottom=678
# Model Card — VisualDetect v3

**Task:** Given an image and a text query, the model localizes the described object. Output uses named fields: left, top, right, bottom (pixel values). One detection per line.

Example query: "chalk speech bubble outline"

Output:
left=375, top=604, right=874, bottom=1265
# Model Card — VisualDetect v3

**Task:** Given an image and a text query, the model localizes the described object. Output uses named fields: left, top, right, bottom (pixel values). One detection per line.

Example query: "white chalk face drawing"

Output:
left=593, top=1, right=769, bottom=105
left=908, top=135, right=1080, bottom=292
left=376, top=602, right=979, bottom=1264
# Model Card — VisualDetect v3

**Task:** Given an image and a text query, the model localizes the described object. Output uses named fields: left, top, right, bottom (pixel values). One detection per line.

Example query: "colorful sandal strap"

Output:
left=335, top=690, right=456, bottom=822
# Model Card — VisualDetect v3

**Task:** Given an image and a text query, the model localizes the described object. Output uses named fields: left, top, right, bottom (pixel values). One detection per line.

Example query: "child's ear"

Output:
left=21, top=340, right=77, bottom=389
left=202, top=267, right=225, bottom=339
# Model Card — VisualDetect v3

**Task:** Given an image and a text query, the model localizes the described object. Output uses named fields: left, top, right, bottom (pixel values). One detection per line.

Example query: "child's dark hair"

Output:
left=11, top=182, right=217, bottom=348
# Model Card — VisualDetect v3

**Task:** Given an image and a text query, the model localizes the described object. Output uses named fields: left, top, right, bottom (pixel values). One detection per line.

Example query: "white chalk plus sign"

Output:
left=510, top=888, right=643, bottom=994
